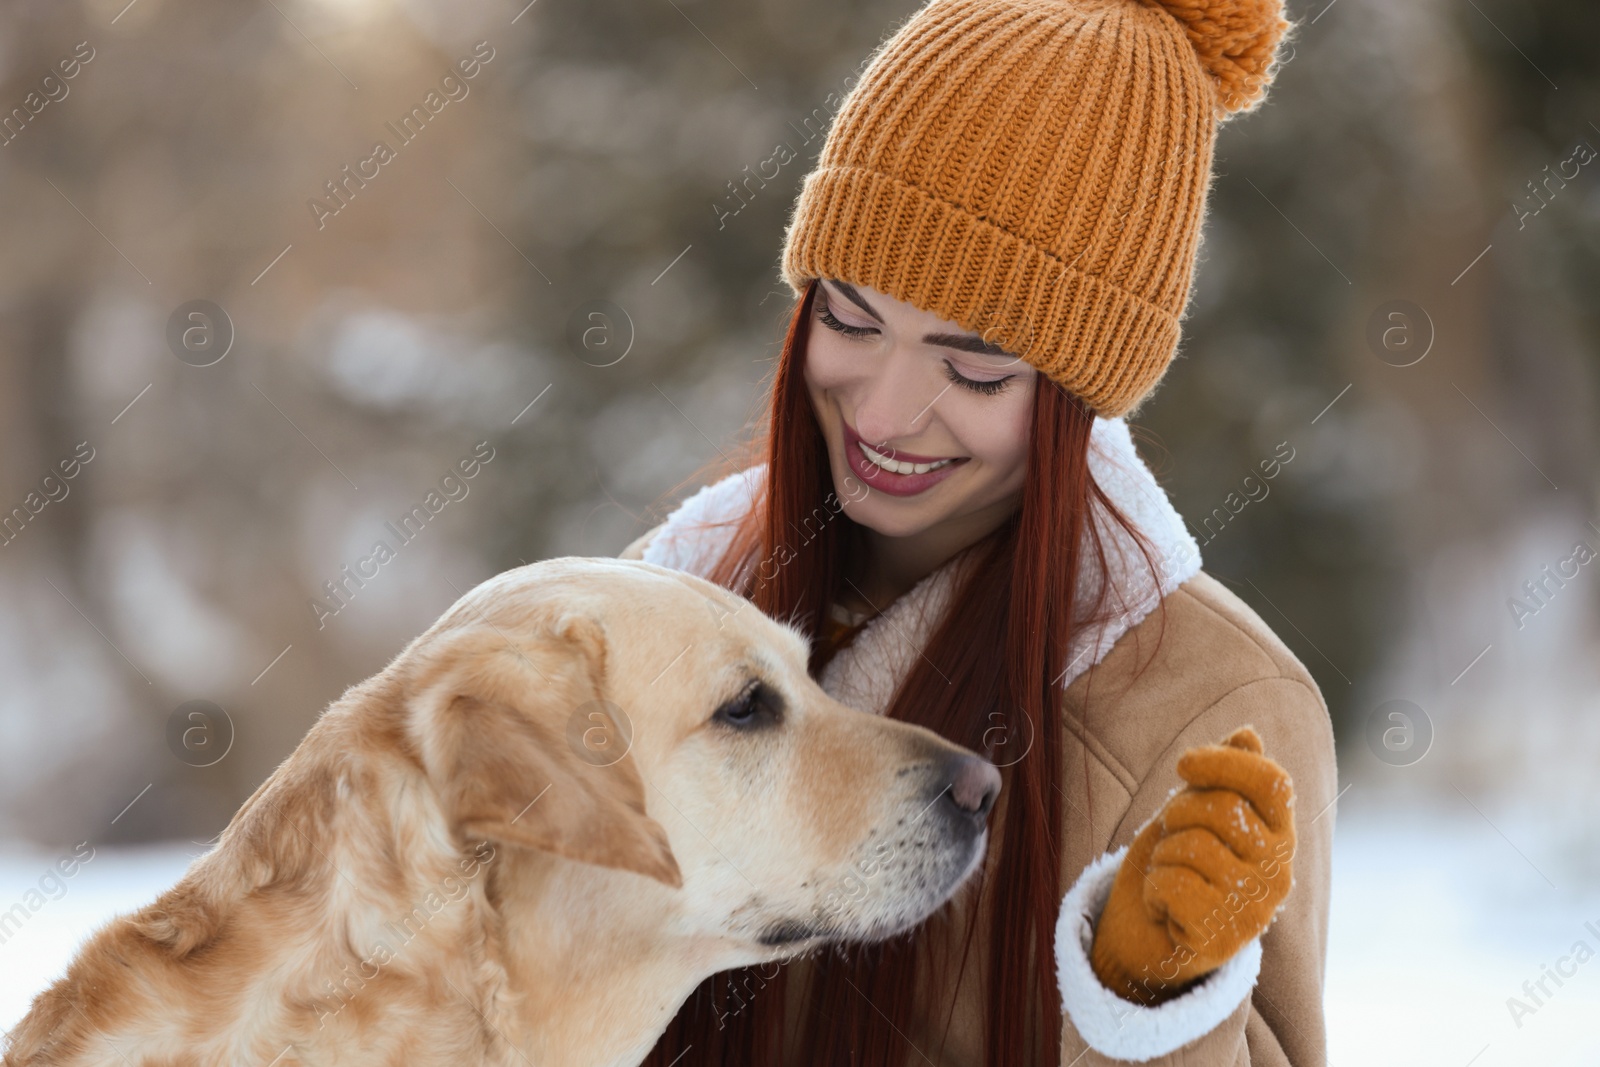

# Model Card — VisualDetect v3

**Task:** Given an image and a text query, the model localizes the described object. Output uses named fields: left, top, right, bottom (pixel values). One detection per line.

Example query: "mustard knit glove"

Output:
left=1088, top=726, right=1296, bottom=1006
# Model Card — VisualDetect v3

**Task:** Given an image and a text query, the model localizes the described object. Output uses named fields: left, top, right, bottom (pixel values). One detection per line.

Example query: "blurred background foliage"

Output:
left=0, top=0, right=1596, bottom=852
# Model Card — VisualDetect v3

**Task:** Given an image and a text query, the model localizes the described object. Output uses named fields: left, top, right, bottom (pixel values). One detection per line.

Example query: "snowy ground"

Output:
left=1323, top=805, right=1600, bottom=1066
left=2, top=810, right=1598, bottom=1062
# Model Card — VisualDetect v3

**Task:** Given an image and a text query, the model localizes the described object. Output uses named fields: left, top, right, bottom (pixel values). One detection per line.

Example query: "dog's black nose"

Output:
left=942, top=752, right=1001, bottom=819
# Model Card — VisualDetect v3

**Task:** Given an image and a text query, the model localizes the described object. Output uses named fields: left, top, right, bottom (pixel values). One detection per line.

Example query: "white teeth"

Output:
left=858, top=442, right=954, bottom=476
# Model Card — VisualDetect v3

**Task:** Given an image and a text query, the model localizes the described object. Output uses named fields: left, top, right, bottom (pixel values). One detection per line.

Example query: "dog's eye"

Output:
left=713, top=680, right=783, bottom=730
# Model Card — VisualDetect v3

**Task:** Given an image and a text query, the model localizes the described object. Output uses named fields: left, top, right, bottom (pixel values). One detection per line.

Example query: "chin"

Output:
left=833, top=473, right=945, bottom=539
left=845, top=498, right=936, bottom=539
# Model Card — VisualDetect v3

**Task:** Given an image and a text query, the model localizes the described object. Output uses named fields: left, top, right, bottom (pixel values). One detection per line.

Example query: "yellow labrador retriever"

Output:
left=4, top=558, right=999, bottom=1067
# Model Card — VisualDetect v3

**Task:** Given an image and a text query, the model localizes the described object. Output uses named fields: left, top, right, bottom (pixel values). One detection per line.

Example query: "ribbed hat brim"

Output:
left=782, top=163, right=1182, bottom=419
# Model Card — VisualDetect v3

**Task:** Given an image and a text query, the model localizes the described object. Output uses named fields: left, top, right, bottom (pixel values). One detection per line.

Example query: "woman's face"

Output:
left=803, top=278, right=1039, bottom=541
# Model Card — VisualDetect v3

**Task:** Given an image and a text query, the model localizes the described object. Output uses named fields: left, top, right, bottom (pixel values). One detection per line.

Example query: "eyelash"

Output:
left=816, top=303, right=1012, bottom=396
left=816, top=304, right=874, bottom=338
left=942, top=360, right=1010, bottom=396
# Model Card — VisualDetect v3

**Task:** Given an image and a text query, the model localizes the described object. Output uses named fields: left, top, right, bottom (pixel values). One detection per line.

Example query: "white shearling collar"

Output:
left=640, top=416, right=1203, bottom=714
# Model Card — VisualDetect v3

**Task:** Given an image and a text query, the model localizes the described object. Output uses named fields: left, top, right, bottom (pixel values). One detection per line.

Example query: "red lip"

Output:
left=839, top=419, right=968, bottom=498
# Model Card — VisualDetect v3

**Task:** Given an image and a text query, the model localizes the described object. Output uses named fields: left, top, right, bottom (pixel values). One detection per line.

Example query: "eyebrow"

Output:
left=823, top=280, right=1016, bottom=358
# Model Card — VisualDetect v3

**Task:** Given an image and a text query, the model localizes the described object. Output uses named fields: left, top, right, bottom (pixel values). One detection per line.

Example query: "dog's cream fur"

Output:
left=4, top=559, right=995, bottom=1067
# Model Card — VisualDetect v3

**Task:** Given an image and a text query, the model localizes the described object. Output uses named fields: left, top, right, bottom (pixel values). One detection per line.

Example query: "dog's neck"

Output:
left=226, top=744, right=705, bottom=1066
left=481, top=847, right=729, bottom=1067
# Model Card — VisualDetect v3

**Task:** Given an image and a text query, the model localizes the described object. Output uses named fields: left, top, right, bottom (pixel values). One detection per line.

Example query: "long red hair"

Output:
left=640, top=278, right=1166, bottom=1065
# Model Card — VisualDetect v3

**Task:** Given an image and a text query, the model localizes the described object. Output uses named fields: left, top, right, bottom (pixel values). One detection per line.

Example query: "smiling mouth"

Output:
left=839, top=418, right=968, bottom=484
left=856, top=441, right=958, bottom=476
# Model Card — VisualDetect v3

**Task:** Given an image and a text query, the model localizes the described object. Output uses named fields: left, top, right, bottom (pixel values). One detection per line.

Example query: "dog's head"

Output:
left=405, top=557, right=998, bottom=964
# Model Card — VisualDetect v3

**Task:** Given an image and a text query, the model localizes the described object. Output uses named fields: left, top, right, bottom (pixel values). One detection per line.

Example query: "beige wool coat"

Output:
left=619, top=417, right=1338, bottom=1065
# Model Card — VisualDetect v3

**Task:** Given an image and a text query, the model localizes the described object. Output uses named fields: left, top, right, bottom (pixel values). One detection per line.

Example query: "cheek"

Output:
left=951, top=384, right=1034, bottom=474
left=802, top=335, right=861, bottom=393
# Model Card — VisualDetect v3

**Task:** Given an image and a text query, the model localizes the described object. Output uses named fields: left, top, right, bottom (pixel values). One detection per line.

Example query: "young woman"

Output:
left=625, top=0, right=1336, bottom=1063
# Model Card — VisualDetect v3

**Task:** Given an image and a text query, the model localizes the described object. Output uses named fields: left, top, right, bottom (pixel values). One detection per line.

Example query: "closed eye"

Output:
left=819, top=297, right=1012, bottom=395
left=711, top=679, right=785, bottom=730
left=817, top=304, right=876, bottom=339
left=942, top=359, right=1012, bottom=396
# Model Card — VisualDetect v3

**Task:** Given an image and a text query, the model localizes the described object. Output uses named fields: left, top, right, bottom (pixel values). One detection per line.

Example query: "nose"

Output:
left=851, top=348, right=943, bottom=446
left=940, top=752, right=1001, bottom=820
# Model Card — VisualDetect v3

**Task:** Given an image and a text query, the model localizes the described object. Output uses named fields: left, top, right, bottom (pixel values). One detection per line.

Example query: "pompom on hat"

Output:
left=780, top=0, right=1295, bottom=419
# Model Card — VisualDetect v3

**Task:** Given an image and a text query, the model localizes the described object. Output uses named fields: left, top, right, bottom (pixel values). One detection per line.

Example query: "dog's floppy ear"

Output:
left=418, top=613, right=682, bottom=888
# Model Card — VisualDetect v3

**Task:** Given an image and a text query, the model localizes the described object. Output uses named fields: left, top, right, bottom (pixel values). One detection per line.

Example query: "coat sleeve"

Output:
left=1056, top=675, right=1338, bottom=1065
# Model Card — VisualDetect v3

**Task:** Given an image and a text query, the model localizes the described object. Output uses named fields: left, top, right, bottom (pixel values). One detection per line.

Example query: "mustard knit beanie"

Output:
left=780, top=0, right=1294, bottom=419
